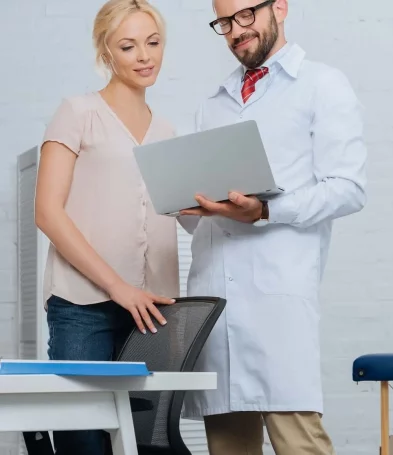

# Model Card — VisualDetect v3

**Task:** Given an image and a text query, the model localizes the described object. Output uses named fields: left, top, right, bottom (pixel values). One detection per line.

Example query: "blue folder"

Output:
left=0, top=360, right=151, bottom=376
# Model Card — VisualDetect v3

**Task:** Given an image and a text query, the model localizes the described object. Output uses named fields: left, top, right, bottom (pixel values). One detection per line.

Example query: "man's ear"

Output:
left=273, top=0, right=288, bottom=24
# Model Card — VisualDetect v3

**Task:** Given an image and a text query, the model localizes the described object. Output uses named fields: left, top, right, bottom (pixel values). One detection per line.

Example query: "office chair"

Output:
left=113, top=296, right=226, bottom=455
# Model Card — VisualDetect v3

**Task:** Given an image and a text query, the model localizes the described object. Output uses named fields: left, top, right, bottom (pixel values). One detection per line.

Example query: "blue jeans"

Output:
left=47, top=295, right=135, bottom=455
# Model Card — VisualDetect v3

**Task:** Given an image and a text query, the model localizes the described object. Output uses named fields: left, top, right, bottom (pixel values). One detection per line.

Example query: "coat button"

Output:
left=228, top=277, right=234, bottom=282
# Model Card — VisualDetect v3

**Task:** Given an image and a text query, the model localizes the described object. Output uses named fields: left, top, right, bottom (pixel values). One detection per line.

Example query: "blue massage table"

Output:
left=353, top=354, right=393, bottom=455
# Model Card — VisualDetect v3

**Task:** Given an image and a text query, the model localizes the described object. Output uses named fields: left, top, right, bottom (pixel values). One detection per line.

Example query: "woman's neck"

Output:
left=100, top=78, right=147, bottom=112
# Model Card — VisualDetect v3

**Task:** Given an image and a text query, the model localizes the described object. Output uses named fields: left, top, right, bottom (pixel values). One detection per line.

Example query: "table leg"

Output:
left=381, top=381, right=390, bottom=455
left=109, top=391, right=138, bottom=455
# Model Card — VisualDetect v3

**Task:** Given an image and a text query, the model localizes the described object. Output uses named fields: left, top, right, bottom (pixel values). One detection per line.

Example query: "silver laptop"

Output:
left=133, top=120, right=284, bottom=216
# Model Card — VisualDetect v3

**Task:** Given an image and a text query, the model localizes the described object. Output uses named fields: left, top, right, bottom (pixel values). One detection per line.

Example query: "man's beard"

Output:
left=231, top=10, right=279, bottom=69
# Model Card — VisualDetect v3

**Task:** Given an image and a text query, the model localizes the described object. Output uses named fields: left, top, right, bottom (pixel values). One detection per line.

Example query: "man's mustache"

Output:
left=232, top=32, right=260, bottom=49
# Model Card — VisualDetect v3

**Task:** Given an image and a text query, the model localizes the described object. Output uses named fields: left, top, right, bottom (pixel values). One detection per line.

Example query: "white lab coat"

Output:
left=180, top=43, right=367, bottom=419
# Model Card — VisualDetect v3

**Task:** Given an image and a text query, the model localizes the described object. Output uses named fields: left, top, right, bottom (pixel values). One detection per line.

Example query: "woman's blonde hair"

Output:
left=93, top=0, right=166, bottom=72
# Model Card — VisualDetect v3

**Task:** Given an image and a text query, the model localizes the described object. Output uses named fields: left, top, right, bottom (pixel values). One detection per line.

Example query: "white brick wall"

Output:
left=0, top=0, right=392, bottom=454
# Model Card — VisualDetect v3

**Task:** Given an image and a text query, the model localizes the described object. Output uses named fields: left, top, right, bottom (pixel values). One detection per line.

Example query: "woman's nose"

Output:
left=137, top=47, right=150, bottom=63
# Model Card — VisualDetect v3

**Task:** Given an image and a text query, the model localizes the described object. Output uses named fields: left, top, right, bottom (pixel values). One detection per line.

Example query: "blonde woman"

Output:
left=35, top=1, right=179, bottom=453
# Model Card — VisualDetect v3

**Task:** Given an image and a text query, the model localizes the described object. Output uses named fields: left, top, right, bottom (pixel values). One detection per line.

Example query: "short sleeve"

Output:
left=42, top=98, right=84, bottom=155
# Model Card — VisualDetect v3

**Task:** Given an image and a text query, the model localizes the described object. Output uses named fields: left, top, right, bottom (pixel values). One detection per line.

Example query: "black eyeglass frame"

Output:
left=209, top=0, right=276, bottom=35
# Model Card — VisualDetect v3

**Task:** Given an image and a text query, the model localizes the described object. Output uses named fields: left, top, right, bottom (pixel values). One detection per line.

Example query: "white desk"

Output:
left=0, top=372, right=216, bottom=455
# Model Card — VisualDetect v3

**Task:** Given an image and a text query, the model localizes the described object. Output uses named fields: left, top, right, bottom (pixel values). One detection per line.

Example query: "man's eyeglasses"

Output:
left=209, top=0, right=276, bottom=36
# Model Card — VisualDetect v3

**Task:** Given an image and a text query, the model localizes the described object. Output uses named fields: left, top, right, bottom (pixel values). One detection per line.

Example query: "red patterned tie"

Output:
left=241, top=67, right=269, bottom=103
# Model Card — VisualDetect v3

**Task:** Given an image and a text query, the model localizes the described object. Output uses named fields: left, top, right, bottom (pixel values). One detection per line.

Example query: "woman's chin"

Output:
left=130, top=75, right=158, bottom=89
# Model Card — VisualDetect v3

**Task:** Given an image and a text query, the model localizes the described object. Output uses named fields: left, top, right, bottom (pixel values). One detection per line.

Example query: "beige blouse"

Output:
left=41, top=92, right=180, bottom=305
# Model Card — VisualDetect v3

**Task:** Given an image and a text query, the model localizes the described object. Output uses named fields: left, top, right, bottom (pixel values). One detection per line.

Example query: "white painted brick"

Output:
left=0, top=303, right=17, bottom=358
left=45, top=0, right=98, bottom=17
left=0, top=271, right=16, bottom=303
left=0, top=0, right=392, bottom=453
left=0, top=246, right=17, bottom=273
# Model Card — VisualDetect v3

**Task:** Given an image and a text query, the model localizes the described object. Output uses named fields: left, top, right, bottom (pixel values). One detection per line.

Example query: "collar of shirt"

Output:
left=209, top=42, right=306, bottom=99
left=241, top=41, right=291, bottom=81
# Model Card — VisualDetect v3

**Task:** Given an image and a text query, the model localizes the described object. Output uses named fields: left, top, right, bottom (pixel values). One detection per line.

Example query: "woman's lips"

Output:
left=135, top=67, right=154, bottom=77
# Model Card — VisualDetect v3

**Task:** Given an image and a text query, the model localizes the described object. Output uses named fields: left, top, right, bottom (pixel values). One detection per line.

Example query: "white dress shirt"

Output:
left=180, top=42, right=367, bottom=418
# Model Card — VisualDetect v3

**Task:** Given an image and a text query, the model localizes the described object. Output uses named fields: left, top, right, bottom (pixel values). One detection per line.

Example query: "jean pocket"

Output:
left=46, top=294, right=79, bottom=323
left=47, top=294, right=73, bottom=307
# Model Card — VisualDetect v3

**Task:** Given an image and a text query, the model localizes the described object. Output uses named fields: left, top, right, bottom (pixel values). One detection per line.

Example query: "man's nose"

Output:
left=231, top=20, right=246, bottom=39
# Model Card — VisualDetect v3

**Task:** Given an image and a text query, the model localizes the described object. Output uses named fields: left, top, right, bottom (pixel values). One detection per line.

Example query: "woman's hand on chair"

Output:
left=108, top=280, right=175, bottom=334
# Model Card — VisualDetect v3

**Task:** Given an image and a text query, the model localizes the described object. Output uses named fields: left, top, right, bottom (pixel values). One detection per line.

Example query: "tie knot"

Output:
left=244, top=67, right=269, bottom=83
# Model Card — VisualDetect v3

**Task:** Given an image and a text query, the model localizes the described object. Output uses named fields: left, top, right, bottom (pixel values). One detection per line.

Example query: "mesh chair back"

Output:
left=116, top=297, right=226, bottom=453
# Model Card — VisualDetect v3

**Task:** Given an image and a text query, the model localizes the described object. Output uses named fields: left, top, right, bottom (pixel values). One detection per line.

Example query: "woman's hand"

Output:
left=108, top=280, right=175, bottom=334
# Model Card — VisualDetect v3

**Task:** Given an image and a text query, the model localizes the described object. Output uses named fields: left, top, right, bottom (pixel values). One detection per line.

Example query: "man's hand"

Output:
left=180, top=192, right=263, bottom=224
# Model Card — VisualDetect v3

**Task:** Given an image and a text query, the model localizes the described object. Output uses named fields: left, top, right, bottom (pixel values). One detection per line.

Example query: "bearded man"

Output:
left=179, top=1, right=367, bottom=454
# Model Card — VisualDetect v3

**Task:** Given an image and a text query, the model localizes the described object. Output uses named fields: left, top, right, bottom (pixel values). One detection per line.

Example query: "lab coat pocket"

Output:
left=251, top=225, right=320, bottom=300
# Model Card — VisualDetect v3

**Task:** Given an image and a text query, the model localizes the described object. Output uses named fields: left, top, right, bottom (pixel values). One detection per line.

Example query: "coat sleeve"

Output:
left=267, top=68, right=367, bottom=228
